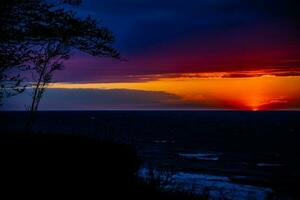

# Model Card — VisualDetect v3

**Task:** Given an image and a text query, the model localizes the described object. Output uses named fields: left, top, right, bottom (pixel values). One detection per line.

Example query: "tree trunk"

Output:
left=26, top=63, right=47, bottom=131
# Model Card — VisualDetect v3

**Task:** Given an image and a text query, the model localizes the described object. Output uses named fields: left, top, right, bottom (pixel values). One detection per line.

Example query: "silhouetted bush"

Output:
left=0, top=133, right=207, bottom=199
left=0, top=133, right=139, bottom=198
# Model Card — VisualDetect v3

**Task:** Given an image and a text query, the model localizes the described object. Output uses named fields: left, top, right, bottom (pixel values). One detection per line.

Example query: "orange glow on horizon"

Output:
left=50, top=72, right=300, bottom=110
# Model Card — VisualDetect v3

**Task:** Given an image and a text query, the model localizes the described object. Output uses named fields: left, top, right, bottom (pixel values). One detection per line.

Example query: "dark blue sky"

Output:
left=52, top=0, right=300, bottom=83
left=72, top=0, right=299, bottom=52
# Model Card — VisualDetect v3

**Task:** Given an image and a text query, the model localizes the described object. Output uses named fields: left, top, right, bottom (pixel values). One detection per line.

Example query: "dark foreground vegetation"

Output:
left=0, top=132, right=207, bottom=199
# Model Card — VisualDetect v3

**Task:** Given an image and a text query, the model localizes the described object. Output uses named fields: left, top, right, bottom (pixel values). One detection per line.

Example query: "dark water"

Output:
left=1, top=111, right=300, bottom=199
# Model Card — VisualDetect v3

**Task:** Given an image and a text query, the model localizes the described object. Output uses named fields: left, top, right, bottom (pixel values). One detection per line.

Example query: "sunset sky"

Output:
left=4, top=0, right=300, bottom=110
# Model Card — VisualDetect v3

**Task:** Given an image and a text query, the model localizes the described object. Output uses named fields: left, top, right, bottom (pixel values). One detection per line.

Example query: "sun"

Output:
left=246, top=97, right=262, bottom=111
left=251, top=107, right=259, bottom=111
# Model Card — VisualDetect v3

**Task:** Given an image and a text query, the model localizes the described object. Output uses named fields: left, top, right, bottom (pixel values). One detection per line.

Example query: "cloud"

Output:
left=4, top=73, right=300, bottom=111
left=255, top=97, right=299, bottom=110
left=2, top=88, right=203, bottom=110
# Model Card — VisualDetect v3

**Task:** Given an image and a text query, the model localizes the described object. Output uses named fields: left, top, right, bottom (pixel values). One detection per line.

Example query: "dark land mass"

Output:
left=1, top=111, right=300, bottom=199
left=0, top=133, right=207, bottom=199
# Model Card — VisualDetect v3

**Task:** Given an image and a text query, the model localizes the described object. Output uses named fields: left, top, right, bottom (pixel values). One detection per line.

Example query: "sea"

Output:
left=1, top=111, right=300, bottom=199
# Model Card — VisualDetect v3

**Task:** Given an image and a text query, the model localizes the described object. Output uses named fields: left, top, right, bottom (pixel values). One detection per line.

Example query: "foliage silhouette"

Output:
left=0, top=0, right=119, bottom=109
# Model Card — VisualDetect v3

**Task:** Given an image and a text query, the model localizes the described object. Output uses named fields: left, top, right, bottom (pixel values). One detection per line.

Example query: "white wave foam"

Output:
left=138, top=168, right=272, bottom=200
left=178, top=152, right=221, bottom=161
left=257, top=163, right=284, bottom=167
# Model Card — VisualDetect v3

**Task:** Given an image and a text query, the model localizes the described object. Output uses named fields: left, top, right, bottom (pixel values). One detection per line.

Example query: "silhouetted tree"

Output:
left=29, top=42, right=67, bottom=113
left=0, top=0, right=119, bottom=110
left=0, top=1, right=33, bottom=102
